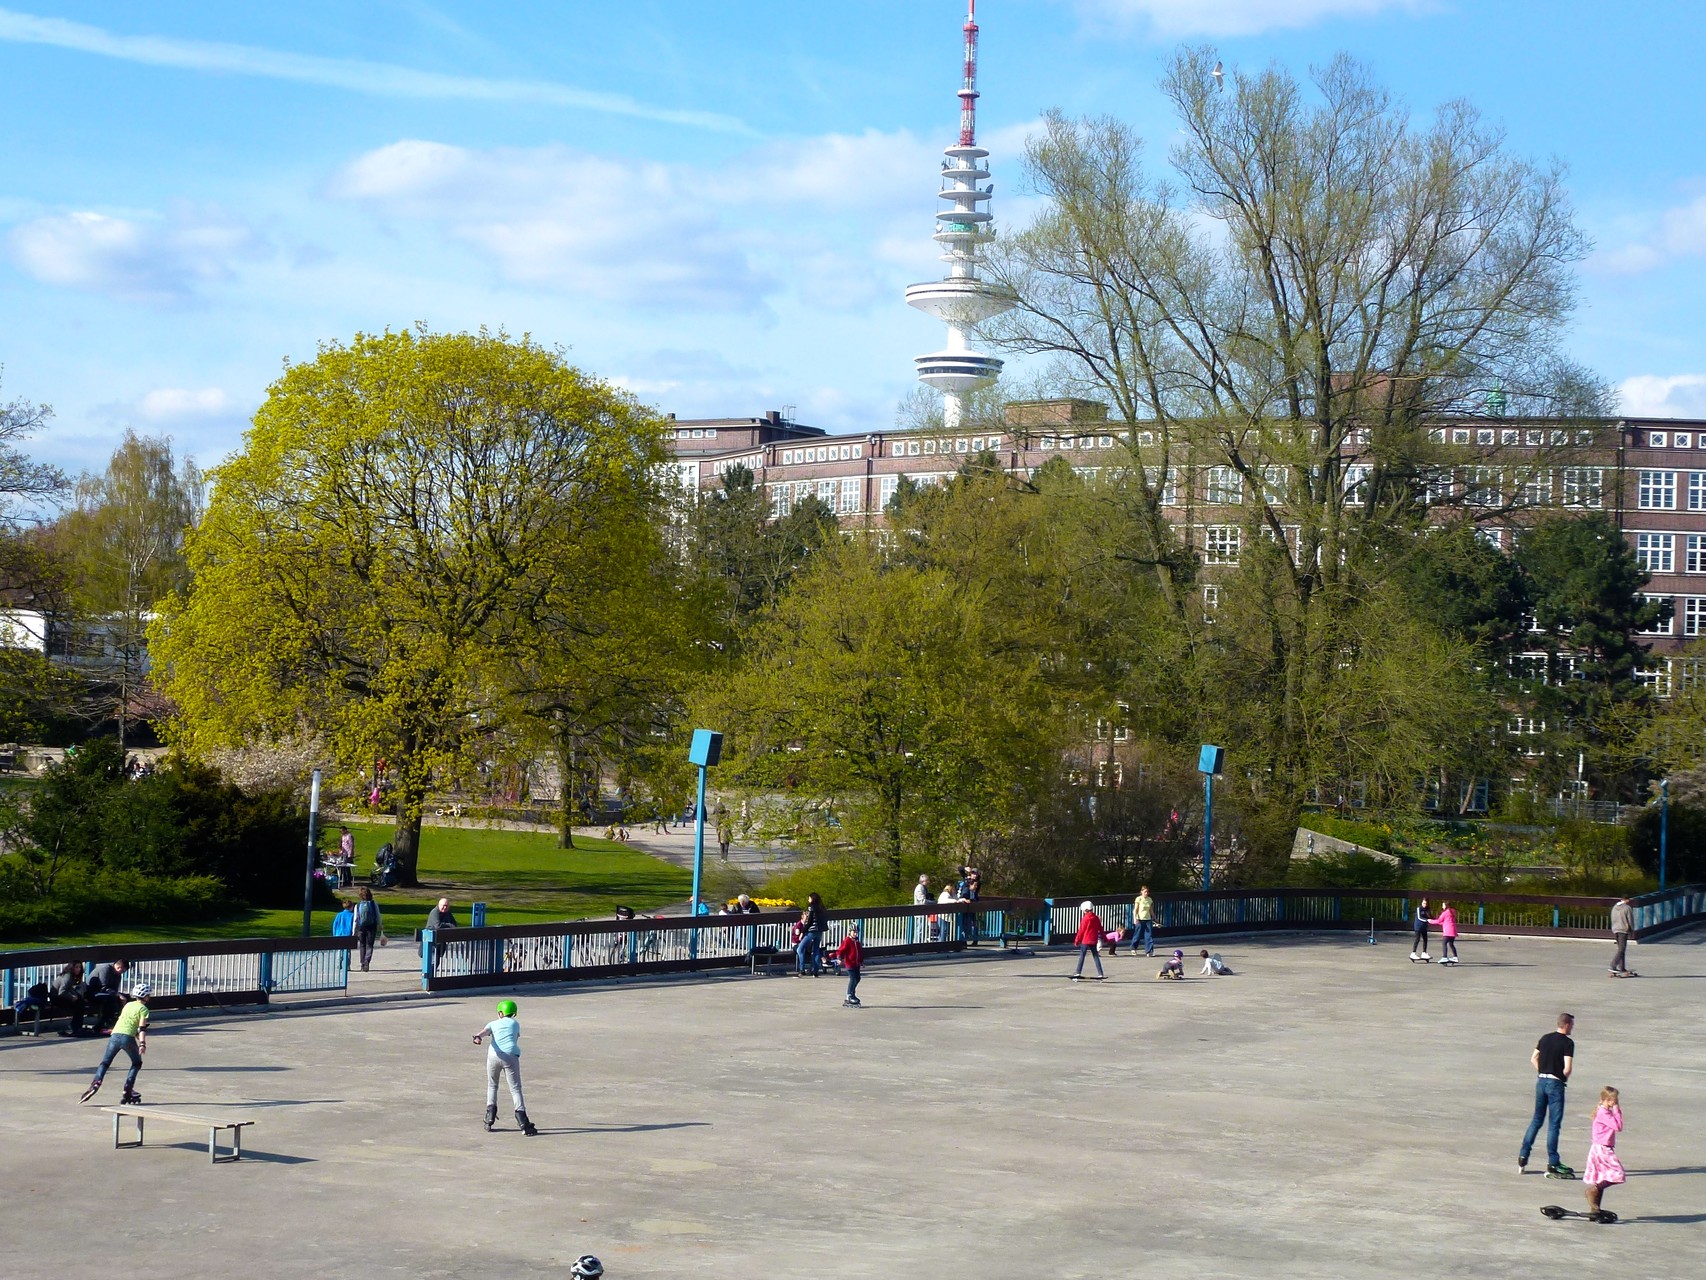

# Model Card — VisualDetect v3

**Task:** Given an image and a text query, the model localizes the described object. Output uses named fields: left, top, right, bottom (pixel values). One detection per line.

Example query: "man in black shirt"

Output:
left=1519, top=1012, right=1576, bottom=1176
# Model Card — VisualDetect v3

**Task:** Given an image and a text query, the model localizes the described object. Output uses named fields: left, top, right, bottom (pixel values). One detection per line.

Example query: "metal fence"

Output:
left=0, top=937, right=351, bottom=1025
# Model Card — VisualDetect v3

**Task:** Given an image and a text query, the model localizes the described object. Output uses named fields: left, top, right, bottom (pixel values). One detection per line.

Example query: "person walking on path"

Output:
left=1071, top=902, right=1106, bottom=981
left=796, top=893, right=828, bottom=976
left=1519, top=1012, right=1576, bottom=1177
left=79, top=984, right=152, bottom=1105
left=835, top=928, right=864, bottom=1007
left=1132, top=886, right=1156, bottom=957
left=352, top=885, right=384, bottom=972
left=715, top=805, right=733, bottom=859
left=472, top=999, right=537, bottom=1135
left=1609, top=897, right=1634, bottom=976
left=1581, top=1086, right=1625, bottom=1220
left=1432, top=901, right=1460, bottom=965
left=1409, top=898, right=1432, bottom=962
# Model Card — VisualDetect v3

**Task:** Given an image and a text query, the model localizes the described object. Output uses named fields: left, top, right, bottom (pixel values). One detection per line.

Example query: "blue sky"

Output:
left=2, top=0, right=1704, bottom=478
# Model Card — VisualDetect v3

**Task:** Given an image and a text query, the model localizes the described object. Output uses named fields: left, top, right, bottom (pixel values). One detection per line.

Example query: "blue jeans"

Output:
left=1520, top=1078, right=1567, bottom=1167
left=845, top=966, right=861, bottom=1000
left=1135, top=919, right=1154, bottom=956
left=1074, top=944, right=1104, bottom=977
left=94, top=1033, right=142, bottom=1092
left=796, top=929, right=822, bottom=974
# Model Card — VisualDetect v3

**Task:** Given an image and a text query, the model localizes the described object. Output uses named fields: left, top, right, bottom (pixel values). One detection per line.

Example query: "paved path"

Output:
left=5, top=930, right=1703, bottom=1278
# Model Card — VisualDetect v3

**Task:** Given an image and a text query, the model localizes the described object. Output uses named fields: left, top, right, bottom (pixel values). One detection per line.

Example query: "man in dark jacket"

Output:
left=85, top=959, right=129, bottom=1032
left=1609, top=898, right=1634, bottom=975
left=49, top=962, right=88, bottom=1036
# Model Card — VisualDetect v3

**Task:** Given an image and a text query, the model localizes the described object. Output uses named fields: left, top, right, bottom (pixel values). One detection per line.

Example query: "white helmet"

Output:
left=1079, top=901, right=1094, bottom=912
left=569, top=1257, right=604, bottom=1278
left=133, top=983, right=153, bottom=998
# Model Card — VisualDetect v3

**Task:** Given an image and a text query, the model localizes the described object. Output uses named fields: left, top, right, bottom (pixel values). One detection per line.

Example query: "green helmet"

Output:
left=496, top=999, right=517, bottom=1017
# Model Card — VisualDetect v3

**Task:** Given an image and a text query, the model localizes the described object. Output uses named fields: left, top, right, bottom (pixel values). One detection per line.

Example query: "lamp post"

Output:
left=1197, top=745, right=1224, bottom=892
left=687, top=730, right=724, bottom=938
left=1659, top=777, right=1669, bottom=891
left=302, top=768, right=322, bottom=938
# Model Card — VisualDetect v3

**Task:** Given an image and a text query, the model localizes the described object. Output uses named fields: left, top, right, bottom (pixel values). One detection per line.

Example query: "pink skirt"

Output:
left=1583, top=1143, right=1625, bottom=1186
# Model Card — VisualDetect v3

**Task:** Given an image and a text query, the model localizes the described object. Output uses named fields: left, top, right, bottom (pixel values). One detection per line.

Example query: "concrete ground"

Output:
left=2, top=930, right=1702, bottom=1280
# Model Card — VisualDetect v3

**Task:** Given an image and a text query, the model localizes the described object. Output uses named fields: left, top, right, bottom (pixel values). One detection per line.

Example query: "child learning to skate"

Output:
left=834, top=927, right=864, bottom=1007
left=1582, top=1086, right=1625, bottom=1221
left=1157, top=948, right=1185, bottom=980
left=1198, top=949, right=1233, bottom=975
left=1410, top=897, right=1431, bottom=961
left=1431, top=900, right=1460, bottom=965
left=472, top=999, right=538, bottom=1136
left=79, top=983, right=151, bottom=1104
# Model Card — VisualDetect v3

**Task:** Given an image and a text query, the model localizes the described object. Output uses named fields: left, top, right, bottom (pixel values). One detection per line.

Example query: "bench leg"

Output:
left=114, top=1113, right=143, bottom=1150
left=208, top=1125, right=242, bottom=1164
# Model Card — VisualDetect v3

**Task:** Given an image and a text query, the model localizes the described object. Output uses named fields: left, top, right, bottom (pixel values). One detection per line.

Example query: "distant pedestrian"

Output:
left=734, top=893, right=761, bottom=914
left=1609, top=897, right=1634, bottom=976
left=332, top=899, right=355, bottom=937
left=914, top=874, right=932, bottom=943
left=1071, top=902, right=1105, bottom=981
left=1581, top=1086, right=1625, bottom=1220
left=1132, top=885, right=1156, bottom=957
left=796, top=893, right=828, bottom=976
left=1409, top=898, right=1432, bottom=962
left=337, top=825, right=356, bottom=887
left=715, top=806, right=733, bottom=859
left=352, top=885, right=384, bottom=971
left=956, top=865, right=980, bottom=946
left=79, top=984, right=152, bottom=1105
left=936, top=882, right=959, bottom=944
left=472, top=999, right=537, bottom=1136
left=1519, top=1012, right=1576, bottom=1177
left=835, top=928, right=864, bottom=1007
left=1432, top=901, right=1460, bottom=965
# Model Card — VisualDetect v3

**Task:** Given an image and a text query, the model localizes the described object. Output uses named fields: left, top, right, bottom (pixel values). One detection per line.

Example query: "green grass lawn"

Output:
left=17, top=821, right=691, bottom=946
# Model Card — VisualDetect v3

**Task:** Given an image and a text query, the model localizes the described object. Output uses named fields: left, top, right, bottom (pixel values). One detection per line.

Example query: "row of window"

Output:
left=1642, top=431, right=1701, bottom=449
left=1635, top=594, right=1706, bottom=637
left=1148, top=465, right=1604, bottom=509
left=1426, top=427, right=1596, bottom=447
left=1629, top=532, right=1706, bottom=574
left=768, top=478, right=866, bottom=517
left=673, top=428, right=718, bottom=439
left=887, top=436, right=1001, bottom=459
left=1634, top=470, right=1706, bottom=510
left=781, top=443, right=863, bottom=465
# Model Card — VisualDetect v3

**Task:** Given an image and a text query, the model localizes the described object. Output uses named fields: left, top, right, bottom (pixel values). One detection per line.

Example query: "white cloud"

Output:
left=137, top=387, right=235, bottom=421
left=7, top=206, right=265, bottom=302
left=1072, top=0, right=1425, bottom=37
left=1595, top=194, right=1706, bottom=276
left=332, top=140, right=772, bottom=310
left=1619, top=374, right=1706, bottom=420
left=0, top=6, right=750, bottom=135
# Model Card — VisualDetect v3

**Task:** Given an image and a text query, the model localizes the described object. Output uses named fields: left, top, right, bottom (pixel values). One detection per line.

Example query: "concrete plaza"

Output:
left=1, top=930, right=1702, bottom=1279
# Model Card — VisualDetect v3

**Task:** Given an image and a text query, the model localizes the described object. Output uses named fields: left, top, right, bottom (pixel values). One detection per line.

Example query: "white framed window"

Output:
left=1507, top=717, right=1545, bottom=735
left=1204, top=526, right=1241, bottom=565
left=1550, top=429, right=1568, bottom=446
left=1679, top=433, right=1694, bottom=449
left=1575, top=430, right=1594, bottom=446
left=770, top=484, right=792, bottom=517
left=1342, top=464, right=1372, bottom=505
left=1096, top=761, right=1123, bottom=788
left=1261, top=465, right=1289, bottom=503
left=906, top=441, right=920, bottom=456
left=1501, top=428, right=1520, bottom=446
left=1514, top=468, right=1551, bottom=506
left=1477, top=428, right=1494, bottom=445
left=1689, top=535, right=1706, bottom=574
left=1651, top=431, right=1669, bottom=447
left=705, top=429, right=717, bottom=438
left=1147, top=466, right=1180, bottom=507
left=1476, top=527, right=1504, bottom=549
left=1684, top=598, right=1706, bottom=637
left=1636, top=662, right=1674, bottom=698
left=1636, top=533, right=1675, bottom=573
left=923, top=439, right=937, bottom=455
left=690, top=428, right=704, bottom=438
left=1420, top=468, right=1453, bottom=505
left=1136, top=430, right=1155, bottom=447
left=852, top=445, right=862, bottom=459
left=879, top=474, right=900, bottom=509
left=1688, top=473, right=1706, bottom=511
left=1525, top=429, right=1545, bottom=446
left=1204, top=466, right=1242, bottom=505
left=1113, top=703, right=1131, bottom=743
left=1561, top=467, right=1603, bottom=508
left=1638, top=595, right=1674, bottom=636
left=1428, top=428, right=1445, bottom=443
left=838, top=477, right=861, bottom=515
left=1452, top=428, right=1471, bottom=444
left=1465, top=467, right=1500, bottom=507
left=1098, top=435, right=1113, bottom=449
left=1202, top=584, right=1221, bottom=613
left=1638, top=470, right=1677, bottom=510
left=955, top=438, right=969, bottom=453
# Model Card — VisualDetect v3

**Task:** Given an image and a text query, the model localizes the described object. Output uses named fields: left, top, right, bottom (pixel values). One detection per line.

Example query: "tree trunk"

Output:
left=392, top=810, right=425, bottom=888
left=556, top=731, right=576, bottom=850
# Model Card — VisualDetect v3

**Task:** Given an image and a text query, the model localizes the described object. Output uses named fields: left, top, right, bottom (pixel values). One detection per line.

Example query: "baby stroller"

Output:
left=370, top=843, right=399, bottom=888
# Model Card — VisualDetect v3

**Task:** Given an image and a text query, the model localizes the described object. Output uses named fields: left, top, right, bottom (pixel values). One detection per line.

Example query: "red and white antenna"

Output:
left=959, top=0, right=979, bottom=147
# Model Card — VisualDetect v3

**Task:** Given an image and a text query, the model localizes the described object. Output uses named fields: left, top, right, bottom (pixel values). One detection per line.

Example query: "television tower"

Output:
left=905, top=0, right=1015, bottom=431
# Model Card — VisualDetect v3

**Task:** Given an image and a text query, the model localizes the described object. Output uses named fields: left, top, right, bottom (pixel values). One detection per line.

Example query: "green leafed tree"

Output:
left=152, top=328, right=666, bottom=885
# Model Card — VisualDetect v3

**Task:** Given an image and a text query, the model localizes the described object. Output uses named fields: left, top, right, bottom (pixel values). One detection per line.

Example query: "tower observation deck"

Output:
left=904, top=0, right=1016, bottom=431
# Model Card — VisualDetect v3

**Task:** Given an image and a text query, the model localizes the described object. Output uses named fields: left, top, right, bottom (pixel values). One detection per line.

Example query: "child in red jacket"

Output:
left=835, top=928, right=864, bottom=1007
left=1072, top=902, right=1106, bottom=981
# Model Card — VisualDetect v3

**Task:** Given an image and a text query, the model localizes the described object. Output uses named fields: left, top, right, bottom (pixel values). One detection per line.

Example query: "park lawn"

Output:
left=18, top=822, right=690, bottom=947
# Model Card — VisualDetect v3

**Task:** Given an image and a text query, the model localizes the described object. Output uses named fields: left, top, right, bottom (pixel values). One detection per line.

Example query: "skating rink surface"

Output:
left=2, top=931, right=1702, bottom=1279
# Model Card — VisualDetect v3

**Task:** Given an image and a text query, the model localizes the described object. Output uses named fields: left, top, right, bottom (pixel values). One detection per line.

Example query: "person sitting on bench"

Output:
left=49, top=962, right=89, bottom=1036
left=85, top=959, right=129, bottom=1032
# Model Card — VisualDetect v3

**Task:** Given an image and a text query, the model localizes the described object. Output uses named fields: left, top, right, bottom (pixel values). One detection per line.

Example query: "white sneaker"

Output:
left=1409, top=952, right=1419, bottom=960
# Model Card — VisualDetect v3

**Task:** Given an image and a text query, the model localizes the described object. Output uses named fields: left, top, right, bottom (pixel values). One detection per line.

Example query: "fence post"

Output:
left=1552, top=907, right=1560, bottom=929
left=177, top=957, right=189, bottom=998
left=1477, top=905, right=1485, bottom=926
left=1042, top=899, right=1053, bottom=946
left=471, top=902, right=487, bottom=928
left=420, top=927, right=434, bottom=990
left=259, top=952, right=273, bottom=993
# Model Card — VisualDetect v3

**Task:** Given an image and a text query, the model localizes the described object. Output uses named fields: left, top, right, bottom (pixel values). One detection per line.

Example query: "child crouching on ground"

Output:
left=1157, top=948, right=1185, bottom=980
left=1199, top=949, right=1233, bottom=975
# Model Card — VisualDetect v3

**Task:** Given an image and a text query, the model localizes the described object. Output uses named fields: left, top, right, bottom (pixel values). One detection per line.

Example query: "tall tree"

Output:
left=54, top=430, right=202, bottom=745
left=152, top=328, right=665, bottom=885
left=987, top=51, right=1600, bottom=815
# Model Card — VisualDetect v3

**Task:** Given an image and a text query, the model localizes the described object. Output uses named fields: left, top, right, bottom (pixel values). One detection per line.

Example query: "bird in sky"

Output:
left=1212, top=60, right=1224, bottom=90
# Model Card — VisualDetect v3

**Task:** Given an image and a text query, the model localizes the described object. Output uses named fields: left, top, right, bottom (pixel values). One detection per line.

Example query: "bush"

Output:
left=1296, top=814, right=1395, bottom=854
left=1289, top=850, right=1404, bottom=889
left=1628, top=802, right=1706, bottom=885
left=0, top=867, right=231, bottom=941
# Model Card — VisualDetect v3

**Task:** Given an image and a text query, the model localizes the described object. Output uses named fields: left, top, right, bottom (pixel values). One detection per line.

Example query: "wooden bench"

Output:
left=748, top=947, right=794, bottom=976
left=104, top=1105, right=255, bottom=1164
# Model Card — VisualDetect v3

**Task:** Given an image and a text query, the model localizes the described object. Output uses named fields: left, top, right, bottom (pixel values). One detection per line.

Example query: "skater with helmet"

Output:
left=79, top=983, right=152, bottom=1105
left=1071, top=902, right=1105, bottom=981
left=569, top=1257, right=604, bottom=1277
left=473, top=998, right=538, bottom=1135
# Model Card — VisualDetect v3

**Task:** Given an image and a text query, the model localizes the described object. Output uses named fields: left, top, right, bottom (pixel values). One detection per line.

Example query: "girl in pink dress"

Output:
left=1582, top=1086, right=1625, bottom=1220
left=1432, top=901, right=1460, bottom=965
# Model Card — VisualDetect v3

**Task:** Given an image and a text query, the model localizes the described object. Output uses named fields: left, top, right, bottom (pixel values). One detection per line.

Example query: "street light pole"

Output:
left=302, top=768, right=322, bottom=938
left=686, top=730, right=724, bottom=956
left=1659, top=777, right=1669, bottom=890
left=1197, top=745, right=1224, bottom=893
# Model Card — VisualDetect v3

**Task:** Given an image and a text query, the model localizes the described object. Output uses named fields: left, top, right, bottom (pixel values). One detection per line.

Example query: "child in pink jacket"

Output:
left=1582, top=1087, right=1624, bottom=1221
left=1431, top=901, right=1460, bottom=965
